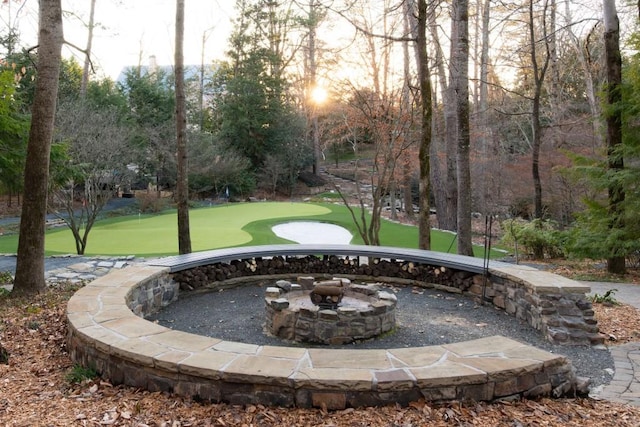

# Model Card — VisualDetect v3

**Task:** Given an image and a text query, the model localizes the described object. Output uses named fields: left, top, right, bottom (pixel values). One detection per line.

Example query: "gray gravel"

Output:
left=148, top=280, right=614, bottom=389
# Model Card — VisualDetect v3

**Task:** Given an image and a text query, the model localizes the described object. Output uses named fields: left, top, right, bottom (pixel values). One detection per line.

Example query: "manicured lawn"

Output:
left=0, top=202, right=501, bottom=257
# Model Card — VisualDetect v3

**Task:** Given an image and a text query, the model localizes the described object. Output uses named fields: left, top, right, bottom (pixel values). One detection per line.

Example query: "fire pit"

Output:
left=264, top=277, right=397, bottom=345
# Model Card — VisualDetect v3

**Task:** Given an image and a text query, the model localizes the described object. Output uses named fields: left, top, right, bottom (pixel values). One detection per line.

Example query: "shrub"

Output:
left=0, top=344, right=8, bottom=364
left=589, top=289, right=619, bottom=305
left=563, top=213, right=640, bottom=265
left=0, top=271, right=12, bottom=284
left=628, top=251, right=640, bottom=269
left=66, top=364, right=98, bottom=384
left=501, top=218, right=565, bottom=260
left=509, top=198, right=533, bottom=220
left=136, top=193, right=171, bottom=213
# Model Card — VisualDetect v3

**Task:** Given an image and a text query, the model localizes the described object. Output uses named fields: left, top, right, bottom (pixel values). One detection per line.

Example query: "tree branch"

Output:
left=63, top=40, right=94, bottom=74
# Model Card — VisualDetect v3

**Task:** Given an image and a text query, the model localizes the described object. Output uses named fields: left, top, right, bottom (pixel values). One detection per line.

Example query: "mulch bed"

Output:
left=2, top=283, right=640, bottom=426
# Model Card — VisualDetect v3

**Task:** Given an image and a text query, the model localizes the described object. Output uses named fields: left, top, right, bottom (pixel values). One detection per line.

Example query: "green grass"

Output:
left=65, top=364, right=99, bottom=384
left=0, top=201, right=503, bottom=257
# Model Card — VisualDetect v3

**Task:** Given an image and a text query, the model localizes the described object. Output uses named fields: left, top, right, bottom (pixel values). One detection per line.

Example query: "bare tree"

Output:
left=564, top=2, right=603, bottom=149
left=329, top=86, right=415, bottom=245
left=294, top=0, right=434, bottom=247
left=13, top=0, right=63, bottom=295
left=50, top=102, right=133, bottom=255
left=175, top=0, right=191, bottom=254
left=259, top=153, right=284, bottom=197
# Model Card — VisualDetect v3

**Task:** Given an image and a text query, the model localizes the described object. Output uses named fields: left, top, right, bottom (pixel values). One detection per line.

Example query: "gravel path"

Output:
left=148, top=280, right=614, bottom=389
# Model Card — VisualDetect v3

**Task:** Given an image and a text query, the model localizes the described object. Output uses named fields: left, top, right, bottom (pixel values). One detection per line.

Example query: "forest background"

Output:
left=1, top=0, right=640, bottom=291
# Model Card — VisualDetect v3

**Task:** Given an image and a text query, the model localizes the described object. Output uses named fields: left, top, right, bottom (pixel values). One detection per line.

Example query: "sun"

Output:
left=310, top=86, right=328, bottom=104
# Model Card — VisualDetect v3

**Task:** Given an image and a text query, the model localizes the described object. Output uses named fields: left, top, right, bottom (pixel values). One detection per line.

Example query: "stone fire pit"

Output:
left=264, top=277, right=397, bottom=345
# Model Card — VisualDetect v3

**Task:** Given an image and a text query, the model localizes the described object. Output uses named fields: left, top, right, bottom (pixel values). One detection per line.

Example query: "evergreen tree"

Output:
left=566, top=22, right=640, bottom=271
left=0, top=66, right=29, bottom=199
left=120, top=68, right=176, bottom=194
left=215, top=0, right=308, bottom=178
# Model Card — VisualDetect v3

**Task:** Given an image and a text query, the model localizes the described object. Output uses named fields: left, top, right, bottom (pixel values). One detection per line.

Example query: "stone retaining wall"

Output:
left=126, top=270, right=178, bottom=316
left=478, top=268, right=601, bottom=346
left=174, top=256, right=602, bottom=346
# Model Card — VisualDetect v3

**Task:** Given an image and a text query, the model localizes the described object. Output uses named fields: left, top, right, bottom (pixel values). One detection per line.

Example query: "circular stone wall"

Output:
left=66, top=245, right=586, bottom=408
left=264, top=277, right=397, bottom=345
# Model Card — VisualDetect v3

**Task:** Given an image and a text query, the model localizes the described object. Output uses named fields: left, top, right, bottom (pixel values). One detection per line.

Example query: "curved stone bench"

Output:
left=158, top=245, right=601, bottom=346
left=67, top=245, right=585, bottom=408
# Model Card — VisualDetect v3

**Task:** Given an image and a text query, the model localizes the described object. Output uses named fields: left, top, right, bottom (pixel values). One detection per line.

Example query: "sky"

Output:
left=5, top=0, right=235, bottom=80
left=4, top=1, right=611, bottom=90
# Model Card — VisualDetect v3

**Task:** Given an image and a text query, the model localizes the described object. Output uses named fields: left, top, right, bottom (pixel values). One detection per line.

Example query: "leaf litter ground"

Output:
left=2, top=283, right=640, bottom=426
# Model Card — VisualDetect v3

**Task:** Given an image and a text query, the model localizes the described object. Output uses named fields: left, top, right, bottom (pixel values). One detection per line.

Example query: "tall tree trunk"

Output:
left=452, top=0, right=473, bottom=256
left=175, top=0, right=191, bottom=254
left=423, top=6, right=445, bottom=230
left=438, top=10, right=458, bottom=232
left=565, top=3, right=603, bottom=150
left=548, top=0, right=560, bottom=114
left=532, top=92, right=543, bottom=220
left=603, top=0, right=625, bottom=274
left=528, top=0, right=550, bottom=222
left=307, top=0, right=321, bottom=176
left=389, top=180, right=397, bottom=220
left=401, top=1, right=415, bottom=221
left=13, top=0, right=63, bottom=296
left=477, top=0, right=491, bottom=214
left=416, top=0, right=432, bottom=250
left=80, top=0, right=97, bottom=97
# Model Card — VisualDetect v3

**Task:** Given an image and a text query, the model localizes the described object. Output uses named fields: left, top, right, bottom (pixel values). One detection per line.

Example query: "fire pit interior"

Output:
left=264, top=277, right=397, bottom=345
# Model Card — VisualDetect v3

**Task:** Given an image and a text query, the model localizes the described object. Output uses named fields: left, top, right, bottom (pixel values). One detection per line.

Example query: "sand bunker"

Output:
left=272, top=221, right=352, bottom=244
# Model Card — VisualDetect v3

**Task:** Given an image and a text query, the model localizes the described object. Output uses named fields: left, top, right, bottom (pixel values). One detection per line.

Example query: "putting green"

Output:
left=0, top=201, right=503, bottom=258
left=44, top=202, right=331, bottom=256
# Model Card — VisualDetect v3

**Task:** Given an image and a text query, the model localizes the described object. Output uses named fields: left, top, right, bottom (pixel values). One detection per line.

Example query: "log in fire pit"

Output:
left=309, top=279, right=344, bottom=309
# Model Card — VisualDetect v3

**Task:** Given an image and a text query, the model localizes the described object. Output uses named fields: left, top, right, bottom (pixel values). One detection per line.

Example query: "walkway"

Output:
left=0, top=254, right=137, bottom=292
left=588, top=281, right=640, bottom=406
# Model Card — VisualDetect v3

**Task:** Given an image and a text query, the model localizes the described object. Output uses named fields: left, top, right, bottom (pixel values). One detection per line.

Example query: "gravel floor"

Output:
left=148, top=280, right=614, bottom=389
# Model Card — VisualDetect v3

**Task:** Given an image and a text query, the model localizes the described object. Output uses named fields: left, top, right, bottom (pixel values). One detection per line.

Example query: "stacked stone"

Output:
left=265, top=278, right=397, bottom=345
left=171, top=254, right=602, bottom=346
left=463, top=274, right=602, bottom=346
left=127, top=273, right=178, bottom=317
left=171, top=256, right=454, bottom=290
